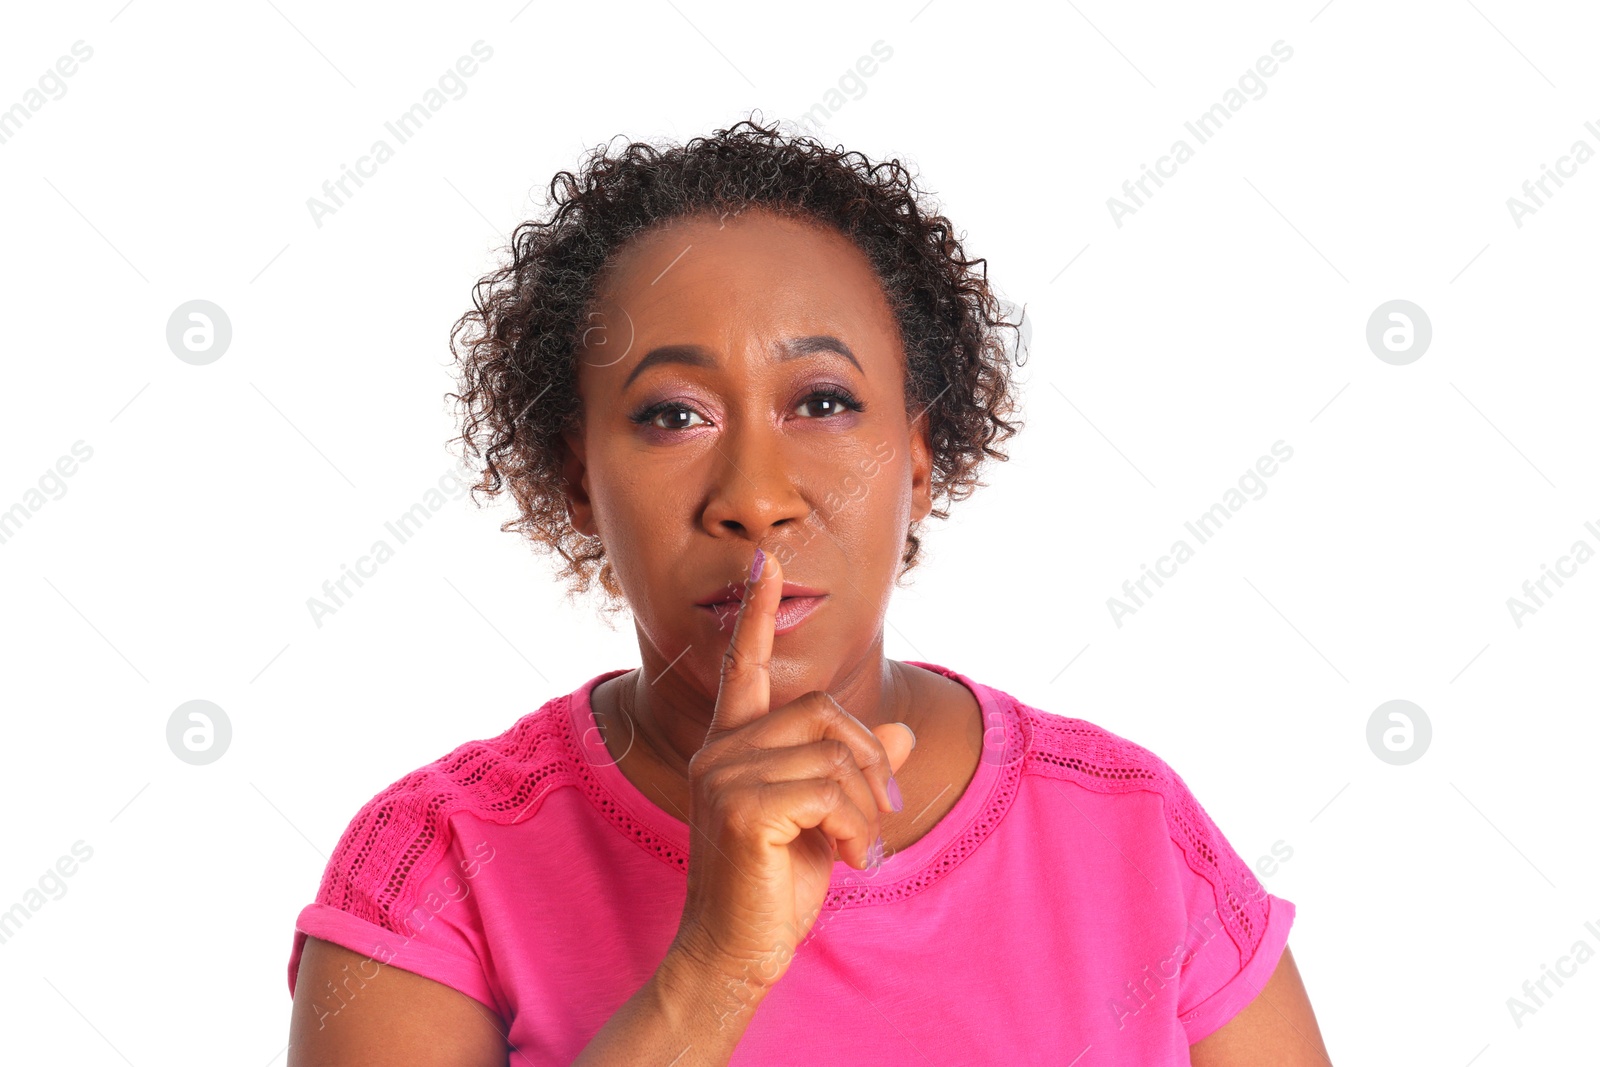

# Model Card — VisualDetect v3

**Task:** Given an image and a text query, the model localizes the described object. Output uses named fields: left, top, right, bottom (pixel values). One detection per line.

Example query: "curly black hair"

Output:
left=445, top=113, right=1025, bottom=610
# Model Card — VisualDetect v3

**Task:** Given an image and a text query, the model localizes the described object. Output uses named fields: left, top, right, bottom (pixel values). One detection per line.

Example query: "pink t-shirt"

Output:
left=288, top=662, right=1294, bottom=1063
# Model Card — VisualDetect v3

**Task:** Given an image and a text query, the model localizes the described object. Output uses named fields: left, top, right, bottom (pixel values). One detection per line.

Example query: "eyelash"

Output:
left=629, top=387, right=866, bottom=431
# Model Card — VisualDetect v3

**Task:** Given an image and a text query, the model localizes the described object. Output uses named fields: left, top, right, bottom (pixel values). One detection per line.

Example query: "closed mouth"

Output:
left=694, top=581, right=829, bottom=606
left=696, top=592, right=830, bottom=634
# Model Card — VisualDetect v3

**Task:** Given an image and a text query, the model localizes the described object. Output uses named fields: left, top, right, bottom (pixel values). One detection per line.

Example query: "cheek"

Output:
left=587, top=448, right=677, bottom=539
left=820, top=440, right=910, bottom=536
left=590, top=450, right=726, bottom=551
left=873, top=443, right=917, bottom=543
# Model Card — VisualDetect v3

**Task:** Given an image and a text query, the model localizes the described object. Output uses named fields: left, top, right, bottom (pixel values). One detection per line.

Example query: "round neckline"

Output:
left=566, top=660, right=1016, bottom=895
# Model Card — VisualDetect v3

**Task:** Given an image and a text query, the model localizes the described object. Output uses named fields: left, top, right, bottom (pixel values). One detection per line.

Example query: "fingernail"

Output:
left=868, top=835, right=886, bottom=870
left=748, top=547, right=765, bottom=584
left=895, top=722, right=917, bottom=750
left=887, top=775, right=904, bottom=812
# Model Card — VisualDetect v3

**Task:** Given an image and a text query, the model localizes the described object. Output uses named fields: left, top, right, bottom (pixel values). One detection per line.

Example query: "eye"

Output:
left=631, top=402, right=710, bottom=431
left=795, top=387, right=866, bottom=419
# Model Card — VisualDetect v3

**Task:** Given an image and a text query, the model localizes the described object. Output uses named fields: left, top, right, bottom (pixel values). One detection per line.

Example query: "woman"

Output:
left=286, top=117, right=1331, bottom=1065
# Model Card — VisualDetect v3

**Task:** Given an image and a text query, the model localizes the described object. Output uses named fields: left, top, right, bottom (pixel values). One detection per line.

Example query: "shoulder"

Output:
left=909, top=661, right=1188, bottom=799
left=1011, top=696, right=1190, bottom=799
left=1006, top=696, right=1226, bottom=861
left=1005, top=690, right=1234, bottom=855
left=997, top=691, right=1297, bottom=1043
left=312, top=691, right=580, bottom=934
left=992, top=685, right=1278, bottom=959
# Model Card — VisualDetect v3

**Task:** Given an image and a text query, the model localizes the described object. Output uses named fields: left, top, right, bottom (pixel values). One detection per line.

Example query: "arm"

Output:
left=288, top=934, right=765, bottom=1067
left=288, top=936, right=508, bottom=1067
left=1189, top=944, right=1332, bottom=1066
left=570, top=941, right=765, bottom=1067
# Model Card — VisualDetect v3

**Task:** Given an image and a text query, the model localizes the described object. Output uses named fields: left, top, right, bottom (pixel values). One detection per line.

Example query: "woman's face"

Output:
left=560, top=208, right=934, bottom=697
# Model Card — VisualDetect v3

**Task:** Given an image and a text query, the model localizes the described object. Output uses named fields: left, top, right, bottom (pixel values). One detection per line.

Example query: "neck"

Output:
left=621, top=631, right=915, bottom=777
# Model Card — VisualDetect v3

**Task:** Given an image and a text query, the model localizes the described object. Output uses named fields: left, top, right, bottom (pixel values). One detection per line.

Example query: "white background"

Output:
left=2, top=1, right=1597, bottom=1063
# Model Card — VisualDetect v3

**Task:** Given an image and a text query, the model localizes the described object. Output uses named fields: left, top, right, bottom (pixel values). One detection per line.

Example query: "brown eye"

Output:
left=651, top=406, right=708, bottom=430
left=794, top=389, right=865, bottom=418
left=631, top=401, right=711, bottom=431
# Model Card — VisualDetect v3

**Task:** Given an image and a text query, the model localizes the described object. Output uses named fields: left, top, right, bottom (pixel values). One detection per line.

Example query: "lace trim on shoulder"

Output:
left=314, top=694, right=670, bottom=934
left=1019, top=707, right=1268, bottom=962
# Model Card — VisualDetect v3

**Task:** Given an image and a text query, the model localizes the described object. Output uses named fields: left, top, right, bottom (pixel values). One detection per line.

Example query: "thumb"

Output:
left=871, top=721, right=917, bottom=778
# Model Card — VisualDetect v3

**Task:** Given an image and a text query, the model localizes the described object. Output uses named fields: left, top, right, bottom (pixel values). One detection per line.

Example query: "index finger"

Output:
left=707, top=546, right=783, bottom=742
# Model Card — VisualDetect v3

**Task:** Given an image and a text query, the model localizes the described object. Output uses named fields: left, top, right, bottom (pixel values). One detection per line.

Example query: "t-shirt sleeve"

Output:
left=1159, top=763, right=1296, bottom=1044
left=286, top=773, right=504, bottom=1020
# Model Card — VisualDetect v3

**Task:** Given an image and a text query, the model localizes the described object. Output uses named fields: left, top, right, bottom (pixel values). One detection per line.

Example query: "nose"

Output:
left=700, top=420, right=810, bottom=544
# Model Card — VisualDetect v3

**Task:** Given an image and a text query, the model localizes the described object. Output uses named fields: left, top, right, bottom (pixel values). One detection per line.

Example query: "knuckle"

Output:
left=720, top=643, right=766, bottom=679
left=803, top=690, right=843, bottom=721
left=818, top=778, right=844, bottom=807
left=820, top=738, right=853, bottom=773
left=687, top=746, right=716, bottom=780
left=700, top=765, right=736, bottom=796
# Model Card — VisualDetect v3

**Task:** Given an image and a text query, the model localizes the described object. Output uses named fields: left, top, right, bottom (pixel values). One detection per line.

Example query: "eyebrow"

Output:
left=620, top=335, right=862, bottom=390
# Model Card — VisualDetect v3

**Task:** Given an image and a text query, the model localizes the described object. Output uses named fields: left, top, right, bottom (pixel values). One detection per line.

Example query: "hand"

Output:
left=667, top=546, right=916, bottom=1008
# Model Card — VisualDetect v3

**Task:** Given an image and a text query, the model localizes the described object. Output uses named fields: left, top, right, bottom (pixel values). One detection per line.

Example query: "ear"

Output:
left=558, top=425, right=598, bottom=537
left=908, top=407, right=934, bottom=524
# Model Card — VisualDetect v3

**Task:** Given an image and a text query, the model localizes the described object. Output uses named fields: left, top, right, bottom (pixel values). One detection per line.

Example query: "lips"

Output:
left=694, top=581, right=830, bottom=635
left=695, top=581, right=828, bottom=606
left=770, top=594, right=827, bottom=635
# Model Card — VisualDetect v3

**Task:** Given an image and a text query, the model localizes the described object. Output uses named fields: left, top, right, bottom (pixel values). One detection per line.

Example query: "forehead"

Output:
left=590, top=209, right=900, bottom=348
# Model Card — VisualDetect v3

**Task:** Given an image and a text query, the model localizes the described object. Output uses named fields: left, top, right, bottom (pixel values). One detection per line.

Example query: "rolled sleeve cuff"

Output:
left=288, top=902, right=501, bottom=1018
left=1180, top=894, right=1296, bottom=1045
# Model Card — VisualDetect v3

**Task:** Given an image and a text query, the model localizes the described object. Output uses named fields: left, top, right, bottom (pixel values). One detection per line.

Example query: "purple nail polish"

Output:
left=887, top=775, right=904, bottom=813
left=748, top=547, right=765, bottom=584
